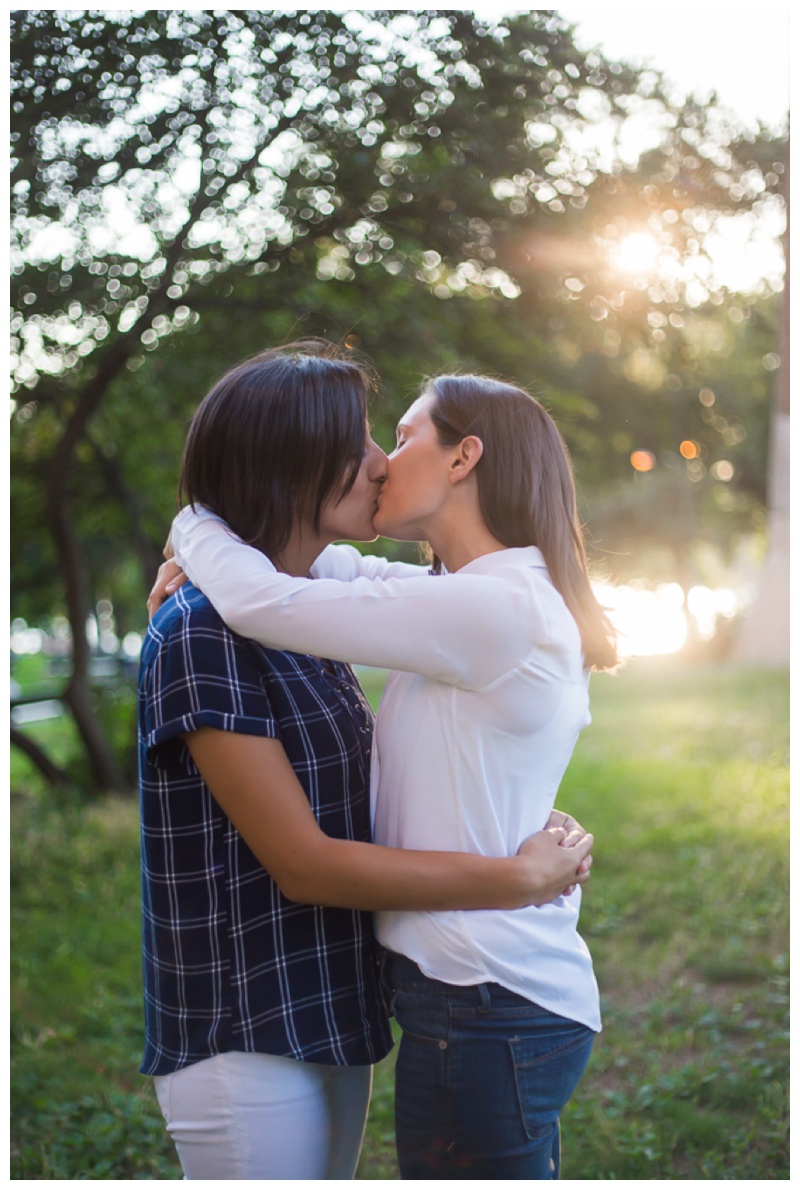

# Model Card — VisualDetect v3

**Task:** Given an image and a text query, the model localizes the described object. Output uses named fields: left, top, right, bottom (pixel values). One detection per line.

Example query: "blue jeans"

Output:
left=386, top=952, right=595, bottom=1180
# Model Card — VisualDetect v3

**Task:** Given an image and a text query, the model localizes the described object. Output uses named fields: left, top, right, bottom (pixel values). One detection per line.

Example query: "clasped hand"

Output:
left=517, top=811, right=593, bottom=905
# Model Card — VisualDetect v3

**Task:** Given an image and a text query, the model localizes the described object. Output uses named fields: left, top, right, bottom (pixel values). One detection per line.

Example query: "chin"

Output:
left=372, top=512, right=391, bottom=538
left=373, top=515, right=415, bottom=543
left=344, top=522, right=379, bottom=543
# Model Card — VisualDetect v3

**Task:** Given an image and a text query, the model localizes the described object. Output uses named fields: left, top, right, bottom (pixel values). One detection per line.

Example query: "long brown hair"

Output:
left=427, top=374, right=618, bottom=671
left=179, top=341, right=372, bottom=560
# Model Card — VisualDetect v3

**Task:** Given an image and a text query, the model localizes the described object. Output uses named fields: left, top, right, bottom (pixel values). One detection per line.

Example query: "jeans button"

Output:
left=438, top=1040, right=447, bottom=1050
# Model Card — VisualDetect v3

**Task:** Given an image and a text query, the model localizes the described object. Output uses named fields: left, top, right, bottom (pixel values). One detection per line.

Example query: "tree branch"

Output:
left=86, top=431, right=166, bottom=588
left=10, top=725, right=70, bottom=785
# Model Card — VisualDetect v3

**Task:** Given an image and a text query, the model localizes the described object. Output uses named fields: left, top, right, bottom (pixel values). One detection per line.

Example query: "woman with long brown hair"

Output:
left=166, top=369, right=616, bottom=1179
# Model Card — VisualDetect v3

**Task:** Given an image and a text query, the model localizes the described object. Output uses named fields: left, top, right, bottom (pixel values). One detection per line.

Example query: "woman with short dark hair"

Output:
left=168, top=369, right=617, bottom=1179
left=176, top=346, right=378, bottom=561
left=140, top=346, right=594, bottom=1180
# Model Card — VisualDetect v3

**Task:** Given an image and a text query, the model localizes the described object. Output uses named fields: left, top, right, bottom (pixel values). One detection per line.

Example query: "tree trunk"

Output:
left=45, top=483, right=127, bottom=790
left=732, top=141, right=790, bottom=666
left=90, top=432, right=166, bottom=589
left=43, top=338, right=143, bottom=792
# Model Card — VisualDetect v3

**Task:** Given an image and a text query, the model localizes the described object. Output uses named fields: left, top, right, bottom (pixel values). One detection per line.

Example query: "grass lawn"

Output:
left=10, top=661, right=788, bottom=1179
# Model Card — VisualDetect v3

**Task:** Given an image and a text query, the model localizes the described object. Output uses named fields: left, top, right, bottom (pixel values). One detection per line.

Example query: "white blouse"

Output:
left=171, top=506, right=601, bottom=1031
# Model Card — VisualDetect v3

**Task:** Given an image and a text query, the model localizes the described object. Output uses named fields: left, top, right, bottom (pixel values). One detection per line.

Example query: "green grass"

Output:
left=10, top=662, right=788, bottom=1179
left=550, top=662, right=789, bottom=1180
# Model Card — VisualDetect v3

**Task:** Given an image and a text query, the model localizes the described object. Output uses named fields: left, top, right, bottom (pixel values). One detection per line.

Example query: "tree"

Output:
left=10, top=9, right=786, bottom=788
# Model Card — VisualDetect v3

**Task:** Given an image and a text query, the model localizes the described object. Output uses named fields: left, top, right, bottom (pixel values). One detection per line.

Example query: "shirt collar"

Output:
left=454, top=546, right=547, bottom=577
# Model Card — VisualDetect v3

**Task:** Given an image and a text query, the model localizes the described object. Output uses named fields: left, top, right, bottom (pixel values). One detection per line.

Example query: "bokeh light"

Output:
left=686, top=585, right=740, bottom=641
left=630, top=450, right=656, bottom=472
left=591, top=581, right=747, bottom=657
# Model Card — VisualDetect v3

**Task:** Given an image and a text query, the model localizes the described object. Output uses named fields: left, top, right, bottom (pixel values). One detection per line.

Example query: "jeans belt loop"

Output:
left=478, top=982, right=491, bottom=1010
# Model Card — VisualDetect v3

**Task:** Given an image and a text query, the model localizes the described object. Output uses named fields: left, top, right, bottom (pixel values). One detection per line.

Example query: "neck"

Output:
left=426, top=510, right=507, bottom=574
left=271, top=526, right=331, bottom=577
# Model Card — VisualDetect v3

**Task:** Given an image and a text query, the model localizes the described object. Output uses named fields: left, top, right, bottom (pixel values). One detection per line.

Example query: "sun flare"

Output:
left=611, top=232, right=662, bottom=274
left=595, top=581, right=688, bottom=657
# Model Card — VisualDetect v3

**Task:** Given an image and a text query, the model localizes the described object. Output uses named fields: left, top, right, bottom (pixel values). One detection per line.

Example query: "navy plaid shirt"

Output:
left=138, top=582, right=393, bottom=1076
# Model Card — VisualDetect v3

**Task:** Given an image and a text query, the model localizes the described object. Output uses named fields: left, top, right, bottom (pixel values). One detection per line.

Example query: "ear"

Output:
left=448, top=435, right=484, bottom=485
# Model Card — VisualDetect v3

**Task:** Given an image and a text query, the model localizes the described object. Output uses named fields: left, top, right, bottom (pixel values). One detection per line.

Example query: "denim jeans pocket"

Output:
left=509, top=1019, right=595, bottom=1141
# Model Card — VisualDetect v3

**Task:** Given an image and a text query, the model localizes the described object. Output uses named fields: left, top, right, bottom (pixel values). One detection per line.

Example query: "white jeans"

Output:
left=153, top=1050, right=373, bottom=1180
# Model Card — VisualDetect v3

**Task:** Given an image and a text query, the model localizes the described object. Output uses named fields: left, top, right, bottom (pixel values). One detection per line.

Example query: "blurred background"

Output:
left=10, top=9, right=789, bottom=1180
left=10, top=8, right=788, bottom=790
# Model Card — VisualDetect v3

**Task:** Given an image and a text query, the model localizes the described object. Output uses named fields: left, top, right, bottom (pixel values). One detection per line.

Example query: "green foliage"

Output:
left=11, top=9, right=656, bottom=380
left=11, top=795, right=177, bottom=1177
left=11, top=8, right=786, bottom=578
left=13, top=1091, right=181, bottom=1181
left=11, top=655, right=140, bottom=795
left=8, top=8, right=788, bottom=789
left=10, top=651, right=52, bottom=694
left=11, top=664, right=788, bottom=1179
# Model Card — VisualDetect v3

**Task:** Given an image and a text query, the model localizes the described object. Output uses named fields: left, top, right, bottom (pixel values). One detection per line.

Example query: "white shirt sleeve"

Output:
left=310, top=542, right=429, bottom=582
left=171, top=506, right=538, bottom=688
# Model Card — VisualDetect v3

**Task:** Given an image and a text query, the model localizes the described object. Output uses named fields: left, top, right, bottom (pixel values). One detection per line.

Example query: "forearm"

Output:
left=171, top=506, right=530, bottom=685
left=184, top=729, right=588, bottom=913
left=278, top=836, right=539, bottom=911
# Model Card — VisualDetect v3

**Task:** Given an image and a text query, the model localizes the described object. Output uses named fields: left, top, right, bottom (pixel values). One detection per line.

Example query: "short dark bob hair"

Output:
left=179, top=341, right=373, bottom=560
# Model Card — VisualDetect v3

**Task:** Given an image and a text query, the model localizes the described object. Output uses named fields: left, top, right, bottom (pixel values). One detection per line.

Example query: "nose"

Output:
left=366, top=437, right=388, bottom=483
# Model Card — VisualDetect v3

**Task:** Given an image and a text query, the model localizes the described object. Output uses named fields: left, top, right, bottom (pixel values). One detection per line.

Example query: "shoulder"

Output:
left=145, top=582, right=229, bottom=650
left=440, top=556, right=546, bottom=619
left=440, top=552, right=566, bottom=657
left=142, top=583, right=308, bottom=683
left=141, top=582, right=271, bottom=681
